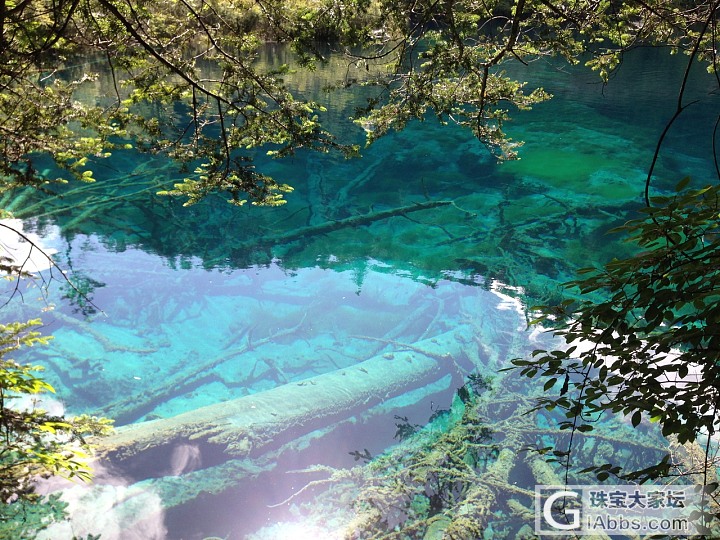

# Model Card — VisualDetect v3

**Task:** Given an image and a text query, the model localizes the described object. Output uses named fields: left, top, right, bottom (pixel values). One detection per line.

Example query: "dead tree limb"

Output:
left=245, top=200, right=453, bottom=248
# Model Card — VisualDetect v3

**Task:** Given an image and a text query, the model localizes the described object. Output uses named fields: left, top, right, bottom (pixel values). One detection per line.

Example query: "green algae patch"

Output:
left=504, top=148, right=615, bottom=187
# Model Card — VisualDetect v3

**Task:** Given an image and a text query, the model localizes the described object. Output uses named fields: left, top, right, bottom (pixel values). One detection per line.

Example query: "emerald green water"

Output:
left=4, top=47, right=719, bottom=539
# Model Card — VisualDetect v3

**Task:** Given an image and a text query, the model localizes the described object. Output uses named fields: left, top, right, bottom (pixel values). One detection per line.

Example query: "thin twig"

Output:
left=644, top=0, right=720, bottom=206
left=0, top=222, right=104, bottom=314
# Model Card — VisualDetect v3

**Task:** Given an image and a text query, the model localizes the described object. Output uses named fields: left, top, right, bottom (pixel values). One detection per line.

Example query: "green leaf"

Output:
left=675, top=176, right=691, bottom=192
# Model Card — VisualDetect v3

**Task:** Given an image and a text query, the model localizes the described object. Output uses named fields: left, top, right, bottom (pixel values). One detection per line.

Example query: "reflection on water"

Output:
left=4, top=45, right=719, bottom=538
left=16, top=249, right=540, bottom=538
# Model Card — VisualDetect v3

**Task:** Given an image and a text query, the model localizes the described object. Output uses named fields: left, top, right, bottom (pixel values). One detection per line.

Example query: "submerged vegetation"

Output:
left=2, top=0, right=720, bottom=537
left=275, top=362, right=718, bottom=538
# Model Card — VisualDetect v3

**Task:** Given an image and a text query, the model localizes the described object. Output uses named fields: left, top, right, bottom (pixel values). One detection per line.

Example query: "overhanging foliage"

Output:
left=3, top=0, right=717, bottom=205
left=514, top=181, right=720, bottom=486
left=0, top=320, right=113, bottom=506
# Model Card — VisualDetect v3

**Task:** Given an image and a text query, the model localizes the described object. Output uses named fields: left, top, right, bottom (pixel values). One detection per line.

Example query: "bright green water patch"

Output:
left=504, top=147, right=643, bottom=202
left=506, top=147, right=613, bottom=184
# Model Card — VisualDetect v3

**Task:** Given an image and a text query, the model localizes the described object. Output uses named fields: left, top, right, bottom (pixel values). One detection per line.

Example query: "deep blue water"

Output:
left=3, top=45, right=719, bottom=539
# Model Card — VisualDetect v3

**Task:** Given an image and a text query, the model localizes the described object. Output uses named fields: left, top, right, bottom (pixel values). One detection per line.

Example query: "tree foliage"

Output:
left=1, top=0, right=357, bottom=206
left=0, top=319, right=113, bottom=505
left=2, top=0, right=714, bottom=206
left=515, top=180, right=720, bottom=474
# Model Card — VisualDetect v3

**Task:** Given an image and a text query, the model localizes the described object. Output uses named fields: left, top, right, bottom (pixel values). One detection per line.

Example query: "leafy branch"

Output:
left=512, top=181, right=720, bottom=489
left=0, top=319, right=113, bottom=504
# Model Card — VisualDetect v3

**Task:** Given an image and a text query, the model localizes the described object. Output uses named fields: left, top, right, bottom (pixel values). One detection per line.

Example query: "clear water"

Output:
left=3, top=46, right=719, bottom=539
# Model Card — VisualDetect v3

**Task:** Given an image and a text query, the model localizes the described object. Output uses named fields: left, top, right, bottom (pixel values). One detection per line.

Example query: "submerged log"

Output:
left=244, top=199, right=453, bottom=249
left=131, top=378, right=454, bottom=512
left=96, top=325, right=473, bottom=464
left=97, top=313, right=307, bottom=424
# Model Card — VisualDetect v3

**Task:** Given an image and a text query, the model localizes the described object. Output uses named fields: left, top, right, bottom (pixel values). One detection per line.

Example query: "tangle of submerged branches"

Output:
left=272, top=368, right=714, bottom=539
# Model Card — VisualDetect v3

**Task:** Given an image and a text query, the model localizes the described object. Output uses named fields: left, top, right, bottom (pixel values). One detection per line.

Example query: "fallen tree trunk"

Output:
left=113, top=376, right=453, bottom=514
left=245, top=199, right=453, bottom=248
left=40, top=376, right=458, bottom=540
left=96, top=324, right=473, bottom=464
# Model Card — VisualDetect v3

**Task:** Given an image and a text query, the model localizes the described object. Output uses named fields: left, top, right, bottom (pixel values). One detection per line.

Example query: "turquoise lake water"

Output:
left=3, top=46, right=720, bottom=538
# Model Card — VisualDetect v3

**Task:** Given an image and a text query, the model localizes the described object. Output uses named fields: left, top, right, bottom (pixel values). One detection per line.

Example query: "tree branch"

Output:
left=645, top=0, right=720, bottom=206
left=0, top=222, right=103, bottom=313
left=96, top=0, right=231, bottom=107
